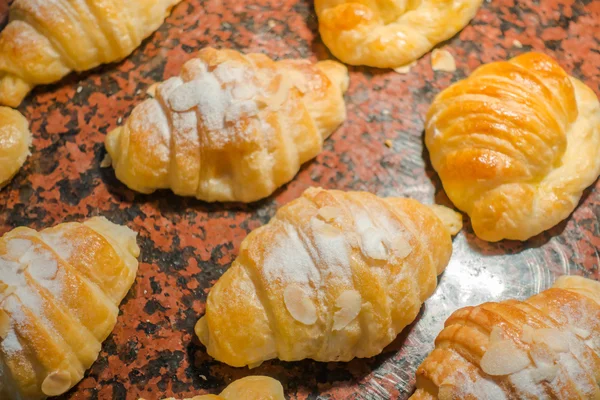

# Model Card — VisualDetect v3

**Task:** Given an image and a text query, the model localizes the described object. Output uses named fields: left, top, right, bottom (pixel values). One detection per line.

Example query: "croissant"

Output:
left=105, top=47, right=349, bottom=203
left=411, top=275, right=600, bottom=399
left=425, top=52, right=600, bottom=241
left=195, top=187, right=462, bottom=367
left=314, top=0, right=482, bottom=68
left=0, top=0, right=182, bottom=107
left=0, top=217, right=140, bottom=399
left=0, top=107, right=31, bottom=188
left=151, top=376, right=285, bottom=400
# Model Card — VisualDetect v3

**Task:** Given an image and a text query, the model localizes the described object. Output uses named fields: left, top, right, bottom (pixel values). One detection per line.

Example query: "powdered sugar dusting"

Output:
left=40, top=231, right=74, bottom=261
left=1, top=328, right=22, bottom=355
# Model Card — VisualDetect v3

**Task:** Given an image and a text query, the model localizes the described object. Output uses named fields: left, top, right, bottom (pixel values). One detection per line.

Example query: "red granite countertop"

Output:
left=1, top=0, right=599, bottom=399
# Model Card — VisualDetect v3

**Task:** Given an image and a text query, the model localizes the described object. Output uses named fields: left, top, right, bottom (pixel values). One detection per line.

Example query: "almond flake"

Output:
left=513, top=39, right=523, bottom=48
left=311, top=217, right=342, bottom=237
left=0, top=310, right=9, bottom=339
left=431, top=49, right=456, bottom=72
left=100, top=153, right=112, bottom=168
left=362, top=228, right=387, bottom=260
left=317, top=206, right=342, bottom=222
left=490, top=326, right=504, bottom=344
left=533, top=329, right=569, bottom=353
left=41, top=370, right=72, bottom=396
left=521, top=324, right=535, bottom=344
left=481, top=340, right=530, bottom=376
left=283, top=285, right=317, bottom=325
left=333, top=290, right=361, bottom=331
left=531, top=364, right=559, bottom=383
left=393, top=61, right=416, bottom=74
left=388, top=236, right=412, bottom=259
left=530, top=342, right=557, bottom=367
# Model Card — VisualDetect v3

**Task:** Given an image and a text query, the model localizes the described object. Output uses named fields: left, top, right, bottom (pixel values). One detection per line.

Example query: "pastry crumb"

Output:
left=431, top=49, right=456, bottom=72
left=384, top=139, right=393, bottom=148
left=513, top=39, right=523, bottom=48
left=76, top=86, right=83, bottom=94
left=393, top=61, right=416, bottom=74
left=100, top=153, right=112, bottom=168
left=268, top=20, right=276, bottom=28
left=200, top=375, right=207, bottom=381
left=117, top=117, right=123, bottom=125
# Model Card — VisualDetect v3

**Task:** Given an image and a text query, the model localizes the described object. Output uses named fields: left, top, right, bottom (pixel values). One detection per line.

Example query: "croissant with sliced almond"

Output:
left=0, top=217, right=140, bottom=399
left=152, top=376, right=285, bottom=400
left=105, top=47, right=349, bottom=203
left=315, top=0, right=482, bottom=68
left=195, top=187, right=462, bottom=367
left=411, top=275, right=600, bottom=399
left=426, top=52, right=600, bottom=241
left=0, top=107, right=31, bottom=188
left=0, top=0, right=182, bottom=107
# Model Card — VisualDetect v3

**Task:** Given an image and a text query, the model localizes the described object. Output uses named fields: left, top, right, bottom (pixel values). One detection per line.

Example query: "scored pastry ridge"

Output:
left=105, top=47, right=349, bottom=203
left=426, top=52, right=600, bottom=241
left=195, top=187, right=462, bottom=367
left=0, top=217, right=140, bottom=399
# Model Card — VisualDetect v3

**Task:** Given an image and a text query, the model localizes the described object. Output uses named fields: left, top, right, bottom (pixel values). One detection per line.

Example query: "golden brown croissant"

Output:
left=411, top=275, right=600, bottom=400
left=0, top=107, right=31, bottom=188
left=195, top=187, right=462, bottom=367
left=0, top=0, right=182, bottom=107
left=150, top=376, right=285, bottom=400
left=426, top=52, right=600, bottom=241
left=315, top=0, right=482, bottom=68
left=0, top=217, right=140, bottom=399
left=105, top=48, right=349, bottom=203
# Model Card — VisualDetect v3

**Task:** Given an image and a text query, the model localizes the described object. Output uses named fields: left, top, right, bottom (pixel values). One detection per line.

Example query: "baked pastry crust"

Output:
left=0, top=0, right=182, bottom=107
left=195, top=187, right=461, bottom=367
left=411, top=275, right=600, bottom=399
left=105, top=47, right=349, bottom=203
left=315, top=0, right=482, bottom=68
left=0, top=217, right=140, bottom=399
left=426, top=52, right=600, bottom=241
left=152, top=376, right=285, bottom=400
left=0, top=107, right=30, bottom=188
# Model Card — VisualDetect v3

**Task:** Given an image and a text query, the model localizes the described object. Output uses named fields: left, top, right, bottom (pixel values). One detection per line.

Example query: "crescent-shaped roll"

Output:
left=105, top=47, right=349, bottom=203
left=0, top=0, right=182, bottom=107
left=411, top=275, right=600, bottom=399
left=0, top=217, right=140, bottom=399
left=150, top=376, right=285, bottom=400
left=0, top=107, right=31, bottom=188
left=195, top=187, right=462, bottom=367
left=425, top=52, right=600, bottom=241
left=314, top=0, right=482, bottom=68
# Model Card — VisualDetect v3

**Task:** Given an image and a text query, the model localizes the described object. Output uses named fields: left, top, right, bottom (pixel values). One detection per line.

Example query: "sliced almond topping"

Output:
left=389, top=236, right=412, bottom=259
left=480, top=339, right=530, bottom=376
left=317, top=206, right=342, bottom=222
left=489, top=326, right=504, bottom=344
left=283, top=286, right=317, bottom=325
left=41, top=370, right=72, bottom=396
left=531, top=364, right=559, bottom=384
left=333, top=290, right=362, bottom=331
left=570, top=326, right=591, bottom=339
left=431, top=49, right=456, bottom=72
left=0, top=310, right=9, bottom=340
left=530, top=342, right=557, bottom=367
left=521, top=324, right=535, bottom=344
left=533, top=328, right=569, bottom=353
left=311, top=217, right=342, bottom=237
left=362, top=229, right=387, bottom=260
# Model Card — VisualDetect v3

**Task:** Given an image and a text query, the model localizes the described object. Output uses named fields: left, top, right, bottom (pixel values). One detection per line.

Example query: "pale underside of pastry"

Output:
left=0, top=217, right=140, bottom=399
left=426, top=52, right=600, bottom=241
left=411, top=275, right=600, bottom=399
left=0, top=107, right=31, bottom=189
left=0, top=0, right=182, bottom=107
left=105, top=47, right=349, bottom=203
left=315, top=0, right=483, bottom=68
left=196, top=188, right=462, bottom=367
left=148, top=376, right=285, bottom=400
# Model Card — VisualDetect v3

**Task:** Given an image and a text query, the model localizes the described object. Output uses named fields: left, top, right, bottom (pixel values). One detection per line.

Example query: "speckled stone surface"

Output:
left=1, top=0, right=599, bottom=399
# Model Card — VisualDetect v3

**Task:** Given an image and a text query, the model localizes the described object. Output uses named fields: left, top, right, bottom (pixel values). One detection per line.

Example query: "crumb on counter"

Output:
left=431, top=49, right=456, bottom=72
